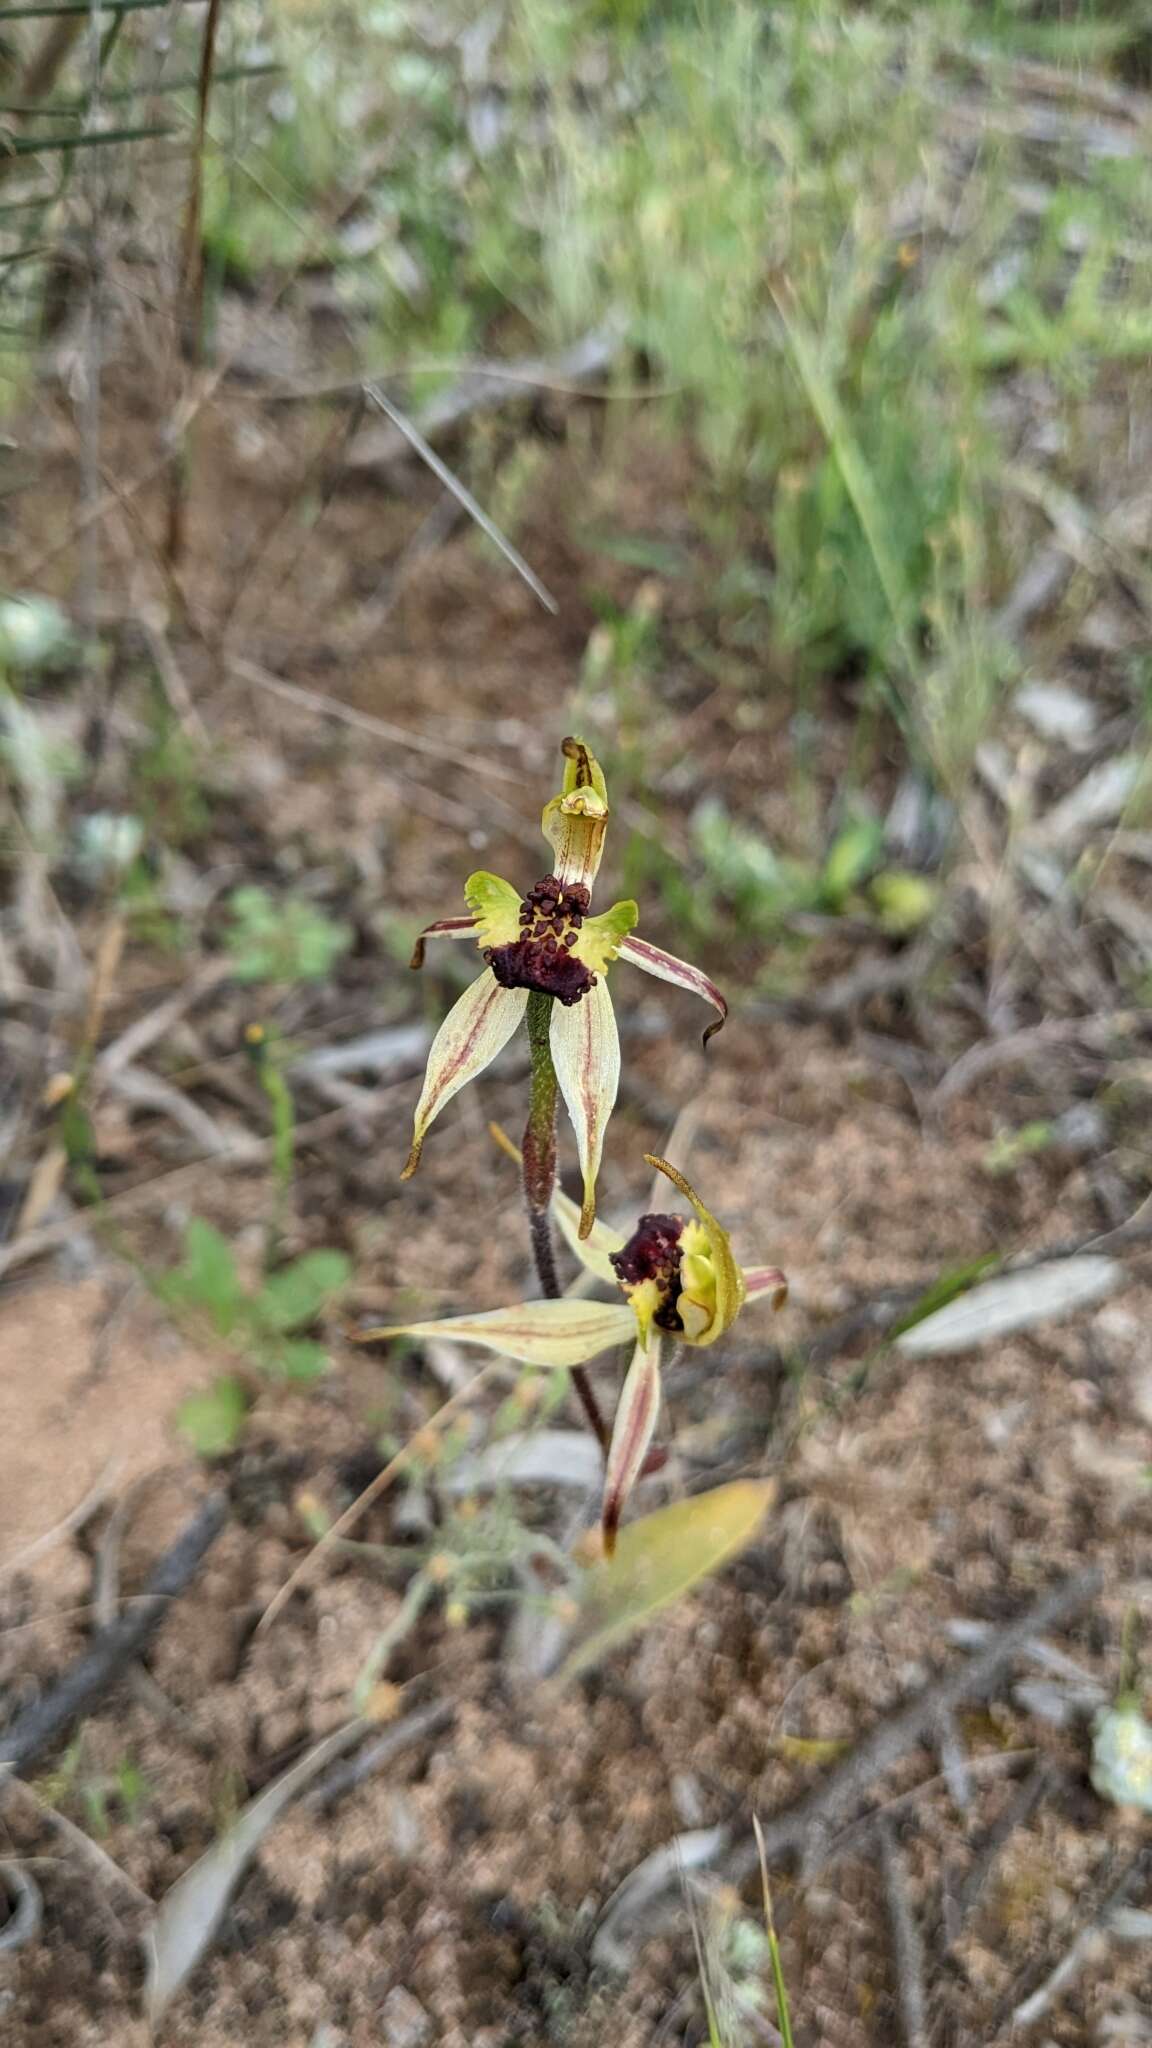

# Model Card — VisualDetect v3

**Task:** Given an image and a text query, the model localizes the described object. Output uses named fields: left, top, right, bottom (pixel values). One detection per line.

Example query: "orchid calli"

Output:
left=361, top=1155, right=786, bottom=1554
left=401, top=737, right=726, bottom=1235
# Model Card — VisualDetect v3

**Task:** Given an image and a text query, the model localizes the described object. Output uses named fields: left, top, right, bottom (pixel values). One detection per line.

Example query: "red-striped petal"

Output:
left=409, top=916, right=478, bottom=970
left=549, top=979, right=620, bottom=1238
left=602, top=1335, right=662, bottom=1556
left=357, top=1296, right=635, bottom=1368
left=742, top=1265, right=789, bottom=1310
left=619, top=935, right=727, bottom=1046
left=401, top=970, right=527, bottom=1178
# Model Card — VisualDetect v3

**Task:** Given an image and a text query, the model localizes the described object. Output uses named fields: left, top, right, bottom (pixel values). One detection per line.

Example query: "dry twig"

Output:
left=877, top=1820, right=929, bottom=2048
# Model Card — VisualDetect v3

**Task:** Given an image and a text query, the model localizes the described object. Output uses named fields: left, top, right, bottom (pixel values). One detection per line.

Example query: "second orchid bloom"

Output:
left=369, top=1156, right=786, bottom=1552
left=402, top=737, right=726, bottom=1234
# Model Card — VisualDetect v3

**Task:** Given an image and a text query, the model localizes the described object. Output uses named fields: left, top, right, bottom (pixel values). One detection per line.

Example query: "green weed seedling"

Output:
left=224, top=885, right=352, bottom=985
left=159, top=1219, right=351, bottom=1453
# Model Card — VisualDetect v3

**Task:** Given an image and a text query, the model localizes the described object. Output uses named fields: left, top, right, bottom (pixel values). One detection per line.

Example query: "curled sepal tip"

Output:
left=618, top=935, right=727, bottom=1047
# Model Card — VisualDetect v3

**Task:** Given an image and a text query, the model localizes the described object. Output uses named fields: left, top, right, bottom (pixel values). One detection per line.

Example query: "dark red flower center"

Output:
left=486, top=874, right=596, bottom=1006
left=610, top=1212, right=686, bottom=1332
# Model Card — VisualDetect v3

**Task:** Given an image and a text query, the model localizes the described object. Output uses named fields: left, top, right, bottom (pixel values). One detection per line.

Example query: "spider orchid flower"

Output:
left=360, top=1155, right=786, bottom=1553
left=401, top=736, right=726, bottom=1235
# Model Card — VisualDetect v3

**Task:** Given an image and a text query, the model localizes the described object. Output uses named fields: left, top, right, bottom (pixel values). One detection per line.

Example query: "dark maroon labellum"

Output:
left=610, top=1212, right=686, bottom=1332
left=486, top=874, right=596, bottom=1006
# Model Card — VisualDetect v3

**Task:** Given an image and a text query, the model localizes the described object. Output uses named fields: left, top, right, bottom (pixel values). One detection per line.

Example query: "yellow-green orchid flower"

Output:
left=401, top=737, right=727, bottom=1235
left=359, top=1155, right=786, bottom=1553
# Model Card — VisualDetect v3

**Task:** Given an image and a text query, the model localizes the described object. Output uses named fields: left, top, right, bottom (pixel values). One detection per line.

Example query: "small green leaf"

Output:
left=177, top=1376, right=249, bottom=1457
left=157, top=1219, right=244, bottom=1333
left=261, top=1337, right=330, bottom=1382
left=253, top=1250, right=350, bottom=1333
left=223, top=887, right=352, bottom=985
left=983, top=1120, right=1054, bottom=1177
left=560, top=1480, right=776, bottom=1679
left=820, top=818, right=884, bottom=909
left=869, top=870, right=939, bottom=934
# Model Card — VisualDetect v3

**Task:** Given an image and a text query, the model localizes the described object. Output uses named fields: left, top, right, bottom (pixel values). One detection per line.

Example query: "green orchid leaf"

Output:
left=560, top=1479, right=776, bottom=1679
left=254, top=1250, right=351, bottom=1334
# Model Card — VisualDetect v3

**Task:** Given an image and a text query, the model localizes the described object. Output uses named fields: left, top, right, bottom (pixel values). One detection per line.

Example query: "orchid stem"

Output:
left=523, top=991, right=610, bottom=1455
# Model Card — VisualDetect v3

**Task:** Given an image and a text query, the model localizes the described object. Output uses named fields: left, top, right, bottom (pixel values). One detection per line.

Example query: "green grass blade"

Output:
left=753, top=1814, right=795, bottom=2048
left=769, top=284, right=921, bottom=733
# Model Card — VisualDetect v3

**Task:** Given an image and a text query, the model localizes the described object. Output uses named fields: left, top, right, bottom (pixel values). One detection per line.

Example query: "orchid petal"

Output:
left=541, top=737, right=610, bottom=888
left=603, top=1333, right=662, bottom=1556
left=550, top=978, right=620, bottom=1239
left=644, top=1154, right=746, bottom=1346
left=464, top=871, right=522, bottom=948
left=357, top=1296, right=635, bottom=1369
left=618, top=935, right=728, bottom=1046
left=551, top=1185, right=626, bottom=1284
left=401, top=970, right=527, bottom=1179
left=743, top=1265, right=789, bottom=1310
left=572, top=898, right=639, bottom=975
left=409, top=916, right=477, bottom=970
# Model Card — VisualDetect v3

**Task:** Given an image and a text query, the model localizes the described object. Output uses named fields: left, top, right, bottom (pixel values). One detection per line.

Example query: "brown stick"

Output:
left=878, top=1820, right=930, bottom=2048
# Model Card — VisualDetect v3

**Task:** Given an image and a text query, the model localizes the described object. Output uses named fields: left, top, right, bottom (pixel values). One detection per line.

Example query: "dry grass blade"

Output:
left=362, top=383, right=558, bottom=614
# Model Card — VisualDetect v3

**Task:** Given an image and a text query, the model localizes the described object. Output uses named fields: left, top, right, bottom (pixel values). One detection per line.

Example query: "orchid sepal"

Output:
left=602, top=1333, right=662, bottom=1558
left=550, top=978, right=619, bottom=1239
left=401, top=970, right=527, bottom=1180
left=618, top=935, right=727, bottom=1046
left=355, top=1295, right=636, bottom=1369
left=409, top=915, right=477, bottom=971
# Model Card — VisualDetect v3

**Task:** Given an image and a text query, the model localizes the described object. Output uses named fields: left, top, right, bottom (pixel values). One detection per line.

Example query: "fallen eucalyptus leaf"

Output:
left=559, top=1480, right=776, bottom=1680
left=593, top=1822, right=730, bottom=1971
left=145, top=1718, right=364, bottom=2021
left=1034, top=754, right=1144, bottom=845
left=440, top=1429, right=603, bottom=1494
left=895, top=1257, right=1121, bottom=1357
